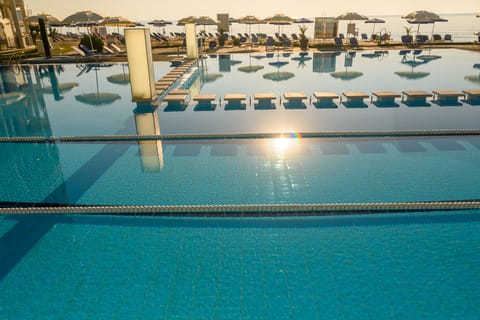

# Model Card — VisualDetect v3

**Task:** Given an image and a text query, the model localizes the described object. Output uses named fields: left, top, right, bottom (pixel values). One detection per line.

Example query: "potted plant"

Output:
left=298, top=25, right=309, bottom=51
left=403, top=26, right=413, bottom=43
left=217, top=28, right=226, bottom=47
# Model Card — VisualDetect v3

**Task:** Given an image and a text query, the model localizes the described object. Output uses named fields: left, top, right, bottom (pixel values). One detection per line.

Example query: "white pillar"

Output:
left=125, top=28, right=156, bottom=102
left=185, top=23, right=198, bottom=59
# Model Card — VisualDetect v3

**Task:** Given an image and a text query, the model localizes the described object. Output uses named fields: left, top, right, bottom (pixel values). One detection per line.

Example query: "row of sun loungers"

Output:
left=160, top=89, right=480, bottom=110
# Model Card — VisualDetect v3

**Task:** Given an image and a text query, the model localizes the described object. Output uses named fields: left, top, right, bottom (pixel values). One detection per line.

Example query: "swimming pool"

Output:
left=0, top=213, right=479, bottom=319
left=0, top=49, right=479, bottom=318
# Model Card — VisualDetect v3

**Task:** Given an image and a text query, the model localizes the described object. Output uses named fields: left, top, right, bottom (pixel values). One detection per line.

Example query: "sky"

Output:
left=26, top=0, right=478, bottom=21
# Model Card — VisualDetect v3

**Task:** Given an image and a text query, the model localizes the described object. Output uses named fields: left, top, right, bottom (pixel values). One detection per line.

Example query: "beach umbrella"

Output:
left=402, top=10, right=448, bottom=37
left=62, top=10, right=103, bottom=25
left=364, top=18, right=385, bottom=34
left=295, top=17, right=314, bottom=24
left=190, top=16, right=219, bottom=30
left=177, top=16, right=196, bottom=26
left=100, top=16, right=135, bottom=34
left=148, top=19, right=172, bottom=27
left=335, top=12, right=368, bottom=22
left=335, top=12, right=368, bottom=37
left=237, top=15, right=264, bottom=36
left=63, top=11, right=103, bottom=50
left=25, top=13, right=63, bottom=26
left=263, top=14, right=296, bottom=34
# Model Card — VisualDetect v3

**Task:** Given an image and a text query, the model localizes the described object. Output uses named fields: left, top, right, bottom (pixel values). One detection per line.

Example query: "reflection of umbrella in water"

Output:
left=40, top=82, right=79, bottom=94
left=330, top=71, right=363, bottom=80
left=238, top=65, right=264, bottom=73
left=291, top=54, right=312, bottom=69
left=75, top=64, right=121, bottom=106
left=269, top=53, right=290, bottom=68
left=394, top=70, right=430, bottom=80
left=107, top=64, right=130, bottom=85
left=107, top=73, right=130, bottom=85
left=330, top=52, right=363, bottom=80
left=263, top=71, right=295, bottom=81
left=238, top=54, right=265, bottom=73
left=464, top=63, right=480, bottom=84
left=364, top=18, right=385, bottom=34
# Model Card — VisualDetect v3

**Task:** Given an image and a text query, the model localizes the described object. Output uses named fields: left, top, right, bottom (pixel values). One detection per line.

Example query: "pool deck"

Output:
left=13, top=40, right=480, bottom=65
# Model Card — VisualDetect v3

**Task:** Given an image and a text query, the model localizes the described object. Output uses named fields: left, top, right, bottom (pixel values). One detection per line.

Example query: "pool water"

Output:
left=0, top=49, right=479, bottom=318
left=0, top=49, right=479, bottom=138
left=0, top=213, right=479, bottom=319
left=1, top=137, right=480, bottom=206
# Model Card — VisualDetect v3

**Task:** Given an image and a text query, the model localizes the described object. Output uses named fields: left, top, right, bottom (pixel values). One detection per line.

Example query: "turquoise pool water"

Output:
left=0, top=49, right=479, bottom=318
left=0, top=213, right=479, bottom=319
left=1, top=137, right=480, bottom=206
left=0, top=49, right=479, bottom=138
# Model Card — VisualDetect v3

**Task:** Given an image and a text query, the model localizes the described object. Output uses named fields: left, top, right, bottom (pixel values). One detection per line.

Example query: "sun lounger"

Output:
left=342, top=92, right=369, bottom=107
left=432, top=90, right=464, bottom=105
left=462, top=90, right=480, bottom=105
left=109, top=43, right=125, bottom=53
left=349, top=37, right=360, bottom=48
left=334, top=37, right=344, bottom=49
left=71, top=46, right=86, bottom=57
left=312, top=92, right=339, bottom=107
left=371, top=91, right=401, bottom=106
left=402, top=90, right=432, bottom=106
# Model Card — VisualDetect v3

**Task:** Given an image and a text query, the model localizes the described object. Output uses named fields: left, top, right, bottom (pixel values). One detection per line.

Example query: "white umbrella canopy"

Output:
left=335, top=12, right=368, bottom=21
left=100, top=16, right=136, bottom=34
left=26, top=13, right=63, bottom=26
left=62, top=10, right=103, bottom=25
left=148, top=19, right=172, bottom=27
left=263, top=14, right=296, bottom=34
left=100, top=16, right=136, bottom=27
left=402, top=10, right=444, bottom=21
left=237, top=15, right=265, bottom=40
left=402, top=10, right=448, bottom=37
left=364, top=18, right=385, bottom=34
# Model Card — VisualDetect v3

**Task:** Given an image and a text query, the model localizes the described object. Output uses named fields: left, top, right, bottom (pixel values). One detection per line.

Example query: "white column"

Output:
left=185, top=23, right=198, bottom=59
left=125, top=28, right=156, bottom=102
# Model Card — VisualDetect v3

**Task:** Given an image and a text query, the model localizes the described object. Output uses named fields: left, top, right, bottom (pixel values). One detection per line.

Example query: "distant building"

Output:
left=0, top=0, right=30, bottom=50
